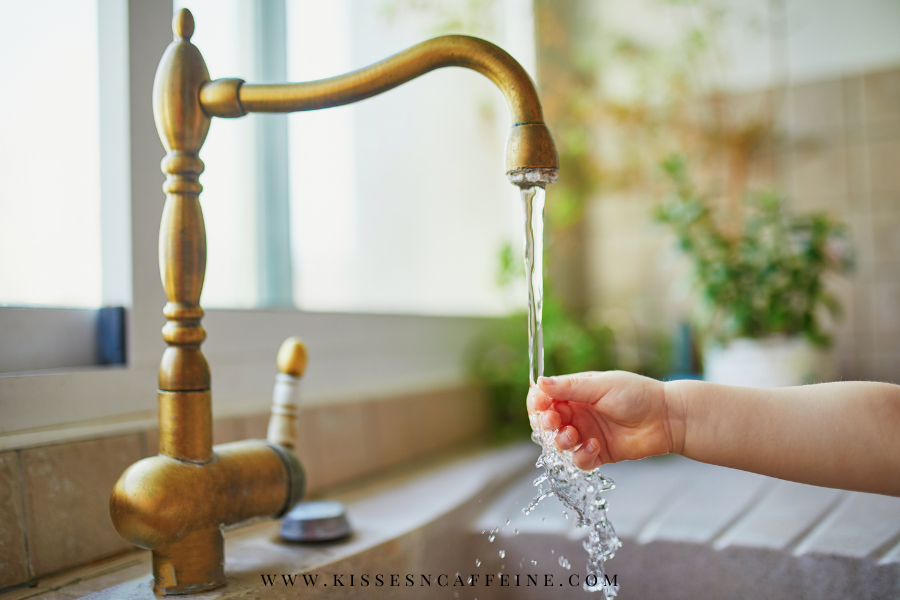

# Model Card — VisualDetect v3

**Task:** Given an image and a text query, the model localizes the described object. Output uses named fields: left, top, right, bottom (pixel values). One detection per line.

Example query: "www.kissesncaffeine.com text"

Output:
left=261, top=573, right=618, bottom=589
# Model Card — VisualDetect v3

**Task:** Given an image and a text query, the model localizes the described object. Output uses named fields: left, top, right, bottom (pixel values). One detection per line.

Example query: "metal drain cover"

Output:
left=280, top=500, right=351, bottom=542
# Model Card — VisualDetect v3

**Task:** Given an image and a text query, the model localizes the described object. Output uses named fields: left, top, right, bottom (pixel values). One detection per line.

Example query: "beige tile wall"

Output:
left=0, top=385, right=487, bottom=593
left=588, top=65, right=900, bottom=383
left=0, top=453, right=28, bottom=588
left=788, top=67, right=900, bottom=382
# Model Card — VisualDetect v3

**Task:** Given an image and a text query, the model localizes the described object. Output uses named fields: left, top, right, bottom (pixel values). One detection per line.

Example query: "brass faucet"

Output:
left=110, top=8, right=558, bottom=596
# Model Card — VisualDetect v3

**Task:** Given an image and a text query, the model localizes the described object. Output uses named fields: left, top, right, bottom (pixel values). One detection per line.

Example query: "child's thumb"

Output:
left=537, top=373, right=606, bottom=404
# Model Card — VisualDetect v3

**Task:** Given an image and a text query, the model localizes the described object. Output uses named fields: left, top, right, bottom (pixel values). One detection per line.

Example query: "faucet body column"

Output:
left=149, top=8, right=221, bottom=591
left=110, top=10, right=302, bottom=595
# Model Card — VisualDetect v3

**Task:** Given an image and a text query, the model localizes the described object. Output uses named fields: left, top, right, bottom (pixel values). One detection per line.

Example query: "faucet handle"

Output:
left=267, top=337, right=307, bottom=448
left=277, top=336, right=308, bottom=377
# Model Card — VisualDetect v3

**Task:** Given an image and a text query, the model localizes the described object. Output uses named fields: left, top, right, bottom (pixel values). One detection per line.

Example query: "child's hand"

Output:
left=526, top=371, right=681, bottom=471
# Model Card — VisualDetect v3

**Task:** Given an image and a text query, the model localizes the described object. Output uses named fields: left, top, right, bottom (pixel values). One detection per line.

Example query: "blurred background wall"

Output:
left=536, top=0, right=900, bottom=382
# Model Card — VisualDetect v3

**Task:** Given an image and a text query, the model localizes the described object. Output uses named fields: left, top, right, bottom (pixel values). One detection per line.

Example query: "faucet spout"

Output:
left=199, top=35, right=559, bottom=177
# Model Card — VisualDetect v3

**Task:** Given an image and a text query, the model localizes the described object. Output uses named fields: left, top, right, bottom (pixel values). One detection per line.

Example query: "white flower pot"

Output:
left=703, top=336, right=831, bottom=388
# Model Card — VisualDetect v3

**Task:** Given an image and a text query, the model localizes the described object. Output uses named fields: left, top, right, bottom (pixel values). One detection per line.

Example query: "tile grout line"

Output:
left=782, top=489, right=849, bottom=555
left=710, top=478, right=778, bottom=550
left=634, top=478, right=696, bottom=545
left=871, top=527, right=900, bottom=565
left=14, top=450, right=33, bottom=585
left=0, top=551, right=150, bottom=600
left=38, top=555, right=148, bottom=594
left=136, top=428, right=148, bottom=459
left=790, top=490, right=855, bottom=557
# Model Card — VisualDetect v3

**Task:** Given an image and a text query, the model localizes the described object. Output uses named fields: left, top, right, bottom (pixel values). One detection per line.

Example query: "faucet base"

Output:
left=152, top=527, right=225, bottom=595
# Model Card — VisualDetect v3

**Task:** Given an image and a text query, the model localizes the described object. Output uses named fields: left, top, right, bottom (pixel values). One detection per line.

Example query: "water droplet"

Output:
left=531, top=559, right=537, bottom=566
left=475, top=559, right=481, bottom=567
left=558, top=555, right=571, bottom=570
left=505, top=518, right=510, bottom=526
left=499, top=550, right=505, bottom=559
left=488, top=534, right=495, bottom=542
left=541, top=517, right=546, bottom=522
left=514, top=528, right=519, bottom=535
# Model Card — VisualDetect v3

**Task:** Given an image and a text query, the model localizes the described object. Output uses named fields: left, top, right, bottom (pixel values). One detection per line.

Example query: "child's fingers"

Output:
left=539, top=402, right=573, bottom=430
left=573, top=438, right=602, bottom=470
left=526, top=387, right=553, bottom=413
left=540, top=409, right=562, bottom=430
left=554, top=425, right=580, bottom=451
left=538, top=373, right=607, bottom=404
left=554, top=402, right=573, bottom=426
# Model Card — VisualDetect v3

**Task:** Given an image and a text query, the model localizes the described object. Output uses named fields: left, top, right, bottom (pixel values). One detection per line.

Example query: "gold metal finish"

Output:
left=111, top=441, right=293, bottom=594
left=110, top=10, right=303, bottom=596
left=157, top=391, right=212, bottom=463
left=112, top=7, right=558, bottom=595
left=200, top=35, right=559, bottom=174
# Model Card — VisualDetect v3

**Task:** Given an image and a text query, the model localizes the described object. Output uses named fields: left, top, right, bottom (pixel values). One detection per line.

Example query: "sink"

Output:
left=11, top=444, right=899, bottom=599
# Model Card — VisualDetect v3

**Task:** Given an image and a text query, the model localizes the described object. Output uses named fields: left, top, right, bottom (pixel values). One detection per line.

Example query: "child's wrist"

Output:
left=662, top=379, right=689, bottom=456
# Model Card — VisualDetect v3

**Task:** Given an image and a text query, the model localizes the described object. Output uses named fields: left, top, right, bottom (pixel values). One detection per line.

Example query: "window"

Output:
left=0, top=0, right=130, bottom=374
left=0, top=0, right=103, bottom=308
left=2, top=0, right=530, bottom=444
left=178, top=0, right=537, bottom=315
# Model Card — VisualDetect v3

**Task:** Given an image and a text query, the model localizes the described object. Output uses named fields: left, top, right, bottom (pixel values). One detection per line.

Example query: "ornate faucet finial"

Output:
left=173, top=8, right=195, bottom=42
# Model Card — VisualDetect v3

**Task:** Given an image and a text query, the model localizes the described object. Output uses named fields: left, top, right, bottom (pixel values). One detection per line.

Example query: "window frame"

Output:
left=0, top=0, right=493, bottom=447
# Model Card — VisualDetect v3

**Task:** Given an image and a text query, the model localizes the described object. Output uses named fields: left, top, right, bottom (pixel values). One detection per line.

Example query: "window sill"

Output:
left=0, top=310, right=496, bottom=445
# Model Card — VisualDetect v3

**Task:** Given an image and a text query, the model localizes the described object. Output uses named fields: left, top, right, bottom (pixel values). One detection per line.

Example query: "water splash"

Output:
left=515, top=179, right=622, bottom=597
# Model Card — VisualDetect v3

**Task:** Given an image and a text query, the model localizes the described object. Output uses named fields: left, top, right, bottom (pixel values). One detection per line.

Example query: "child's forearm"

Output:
left=663, top=380, right=900, bottom=496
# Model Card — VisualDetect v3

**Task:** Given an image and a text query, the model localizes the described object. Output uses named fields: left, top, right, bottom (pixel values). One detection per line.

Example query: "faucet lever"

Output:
left=267, top=337, right=307, bottom=449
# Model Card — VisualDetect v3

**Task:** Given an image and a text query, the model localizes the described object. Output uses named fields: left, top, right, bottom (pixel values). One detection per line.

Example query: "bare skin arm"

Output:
left=528, top=372, right=900, bottom=497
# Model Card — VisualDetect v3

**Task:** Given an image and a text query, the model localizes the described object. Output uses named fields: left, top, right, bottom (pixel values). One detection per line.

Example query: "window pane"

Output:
left=0, top=0, right=101, bottom=307
left=176, top=0, right=536, bottom=315
left=287, top=0, right=534, bottom=315
left=286, top=0, right=359, bottom=311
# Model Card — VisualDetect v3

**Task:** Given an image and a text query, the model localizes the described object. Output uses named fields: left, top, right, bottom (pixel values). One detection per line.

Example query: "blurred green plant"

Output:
left=656, top=155, right=853, bottom=346
left=467, top=241, right=674, bottom=441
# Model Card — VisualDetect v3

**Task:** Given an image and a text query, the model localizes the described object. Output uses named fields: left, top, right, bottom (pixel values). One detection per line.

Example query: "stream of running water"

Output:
left=513, top=172, right=622, bottom=596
